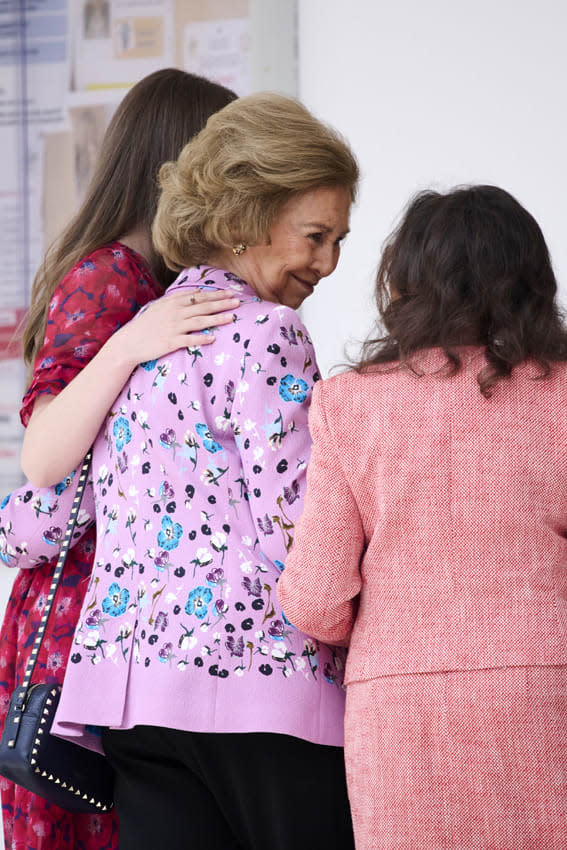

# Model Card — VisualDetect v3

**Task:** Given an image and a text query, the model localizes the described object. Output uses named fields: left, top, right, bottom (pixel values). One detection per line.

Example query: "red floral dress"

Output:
left=0, top=242, right=162, bottom=850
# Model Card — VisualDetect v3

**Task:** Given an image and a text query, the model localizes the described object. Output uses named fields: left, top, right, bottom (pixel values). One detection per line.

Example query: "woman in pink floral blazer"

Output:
left=278, top=185, right=567, bottom=850
left=1, top=93, right=358, bottom=849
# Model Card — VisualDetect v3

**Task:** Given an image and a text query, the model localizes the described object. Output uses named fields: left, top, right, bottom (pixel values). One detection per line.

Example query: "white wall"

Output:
left=297, top=0, right=567, bottom=377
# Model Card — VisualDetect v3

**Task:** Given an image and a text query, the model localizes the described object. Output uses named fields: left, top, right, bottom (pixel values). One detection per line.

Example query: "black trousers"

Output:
left=102, top=725, right=354, bottom=850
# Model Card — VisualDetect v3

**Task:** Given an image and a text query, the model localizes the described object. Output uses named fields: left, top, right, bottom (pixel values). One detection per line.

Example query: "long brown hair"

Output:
left=355, top=185, right=567, bottom=397
left=23, top=69, right=236, bottom=378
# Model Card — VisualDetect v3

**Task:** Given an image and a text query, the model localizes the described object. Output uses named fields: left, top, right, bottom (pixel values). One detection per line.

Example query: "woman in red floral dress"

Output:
left=0, top=69, right=237, bottom=850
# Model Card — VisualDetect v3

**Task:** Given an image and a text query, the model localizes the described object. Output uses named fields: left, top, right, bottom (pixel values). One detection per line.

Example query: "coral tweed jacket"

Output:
left=278, top=348, right=567, bottom=683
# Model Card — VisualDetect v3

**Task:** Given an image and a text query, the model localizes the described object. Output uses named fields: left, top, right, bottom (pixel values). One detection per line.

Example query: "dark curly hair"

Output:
left=355, top=185, right=567, bottom=397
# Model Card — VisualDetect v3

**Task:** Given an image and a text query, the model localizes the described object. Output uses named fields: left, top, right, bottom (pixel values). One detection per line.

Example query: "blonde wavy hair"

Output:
left=152, top=92, right=359, bottom=270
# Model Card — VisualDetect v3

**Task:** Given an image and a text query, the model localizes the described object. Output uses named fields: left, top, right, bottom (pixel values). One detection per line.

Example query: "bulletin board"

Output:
left=0, top=0, right=297, bottom=492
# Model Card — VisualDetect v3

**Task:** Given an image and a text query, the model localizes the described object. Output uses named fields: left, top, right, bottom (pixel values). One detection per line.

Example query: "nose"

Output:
left=313, top=242, right=340, bottom=279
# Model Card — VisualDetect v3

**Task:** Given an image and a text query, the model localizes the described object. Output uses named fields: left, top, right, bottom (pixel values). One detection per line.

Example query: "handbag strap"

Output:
left=13, top=450, right=93, bottom=713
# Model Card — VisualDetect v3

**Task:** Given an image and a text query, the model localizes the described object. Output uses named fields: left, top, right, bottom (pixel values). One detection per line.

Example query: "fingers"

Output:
left=182, top=332, right=217, bottom=347
left=182, top=297, right=240, bottom=317
left=183, top=312, right=236, bottom=332
left=167, top=289, right=241, bottom=306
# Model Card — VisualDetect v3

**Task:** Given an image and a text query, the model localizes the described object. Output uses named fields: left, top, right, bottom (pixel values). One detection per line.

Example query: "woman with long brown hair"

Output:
left=0, top=68, right=236, bottom=850
left=279, top=185, right=567, bottom=849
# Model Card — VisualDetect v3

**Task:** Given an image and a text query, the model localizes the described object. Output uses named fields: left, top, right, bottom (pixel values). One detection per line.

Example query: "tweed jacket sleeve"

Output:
left=0, top=469, right=95, bottom=569
left=277, top=379, right=365, bottom=645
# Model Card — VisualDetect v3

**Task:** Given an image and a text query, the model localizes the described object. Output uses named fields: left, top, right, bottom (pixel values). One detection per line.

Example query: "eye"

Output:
left=308, top=232, right=324, bottom=244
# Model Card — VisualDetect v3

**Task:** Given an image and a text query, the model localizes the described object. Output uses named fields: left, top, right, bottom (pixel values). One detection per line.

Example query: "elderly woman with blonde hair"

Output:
left=2, top=93, right=358, bottom=849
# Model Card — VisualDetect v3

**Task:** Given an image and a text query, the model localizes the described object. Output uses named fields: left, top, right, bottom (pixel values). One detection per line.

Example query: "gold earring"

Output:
left=232, top=243, right=247, bottom=256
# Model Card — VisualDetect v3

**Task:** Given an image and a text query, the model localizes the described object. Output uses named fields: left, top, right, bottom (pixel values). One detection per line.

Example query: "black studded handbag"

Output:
left=0, top=452, right=114, bottom=813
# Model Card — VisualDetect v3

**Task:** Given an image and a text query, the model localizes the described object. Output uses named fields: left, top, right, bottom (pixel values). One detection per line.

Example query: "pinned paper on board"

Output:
left=184, top=18, right=250, bottom=96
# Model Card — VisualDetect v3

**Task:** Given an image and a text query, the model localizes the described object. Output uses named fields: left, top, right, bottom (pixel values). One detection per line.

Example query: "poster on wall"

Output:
left=184, top=17, right=250, bottom=95
left=71, top=0, right=175, bottom=91
left=0, top=0, right=71, bottom=491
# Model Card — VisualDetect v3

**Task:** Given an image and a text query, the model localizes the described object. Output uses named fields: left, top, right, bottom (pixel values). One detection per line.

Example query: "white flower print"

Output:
left=236, top=380, right=249, bottom=402
left=180, top=634, right=197, bottom=651
left=211, top=532, right=227, bottom=551
left=122, top=549, right=136, bottom=566
left=78, top=508, right=92, bottom=526
left=83, top=630, right=100, bottom=649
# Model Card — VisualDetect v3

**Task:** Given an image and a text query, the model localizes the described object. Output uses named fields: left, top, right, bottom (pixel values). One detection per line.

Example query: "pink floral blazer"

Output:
left=0, top=267, right=346, bottom=751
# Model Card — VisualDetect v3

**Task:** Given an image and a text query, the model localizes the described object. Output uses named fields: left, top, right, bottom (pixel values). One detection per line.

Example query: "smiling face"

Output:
left=224, top=186, right=352, bottom=309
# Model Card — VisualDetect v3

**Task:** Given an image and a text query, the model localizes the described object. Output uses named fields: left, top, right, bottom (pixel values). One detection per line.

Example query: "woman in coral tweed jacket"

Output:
left=278, top=186, right=567, bottom=850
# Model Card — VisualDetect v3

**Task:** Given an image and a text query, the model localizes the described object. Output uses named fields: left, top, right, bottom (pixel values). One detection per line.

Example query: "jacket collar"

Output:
left=167, top=265, right=259, bottom=301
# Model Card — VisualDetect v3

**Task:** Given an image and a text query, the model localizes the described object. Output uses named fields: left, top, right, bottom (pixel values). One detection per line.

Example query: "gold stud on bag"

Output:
left=0, top=451, right=114, bottom=813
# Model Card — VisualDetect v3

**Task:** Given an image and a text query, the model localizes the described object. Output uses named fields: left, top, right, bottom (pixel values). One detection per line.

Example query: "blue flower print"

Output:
left=0, top=493, right=10, bottom=510
left=140, top=359, right=157, bottom=371
left=279, top=375, right=309, bottom=404
left=55, top=470, right=75, bottom=495
left=113, top=416, right=132, bottom=452
left=274, top=560, right=285, bottom=573
left=195, top=423, right=222, bottom=454
left=157, top=516, right=183, bottom=551
left=185, top=586, right=213, bottom=620
left=101, top=582, right=130, bottom=617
